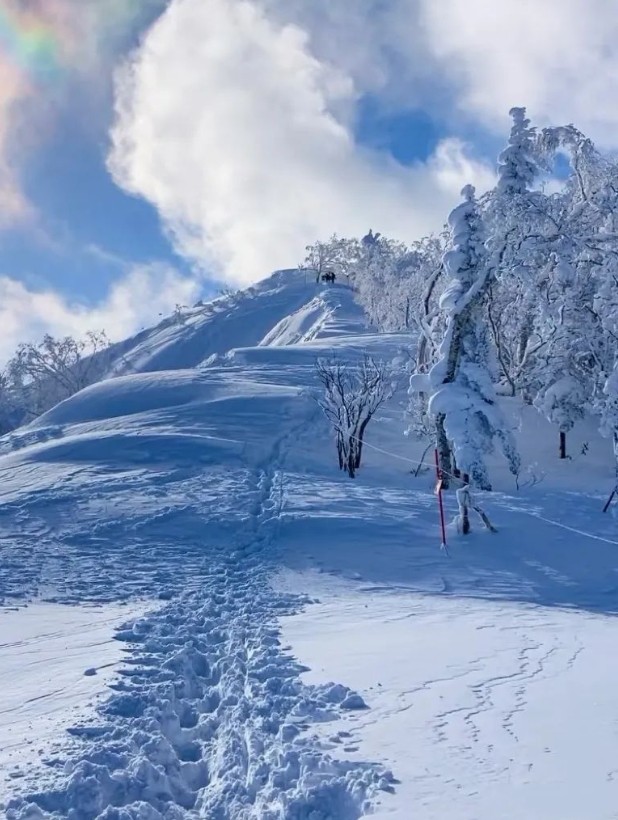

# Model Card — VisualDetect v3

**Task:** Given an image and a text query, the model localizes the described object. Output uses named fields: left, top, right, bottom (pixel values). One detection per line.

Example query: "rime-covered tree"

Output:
left=299, top=107, right=618, bottom=475
left=7, top=331, right=111, bottom=422
left=484, top=106, right=551, bottom=398
left=299, top=236, right=353, bottom=284
left=496, top=107, right=539, bottom=196
left=315, top=356, right=394, bottom=478
left=600, top=365, right=618, bottom=473
left=533, top=253, right=602, bottom=457
left=412, top=185, right=520, bottom=490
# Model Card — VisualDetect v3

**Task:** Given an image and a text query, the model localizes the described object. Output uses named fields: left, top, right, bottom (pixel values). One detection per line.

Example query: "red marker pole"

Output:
left=434, top=449, right=448, bottom=550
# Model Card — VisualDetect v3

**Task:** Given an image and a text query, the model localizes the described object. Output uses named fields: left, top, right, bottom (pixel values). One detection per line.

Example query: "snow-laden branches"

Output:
left=299, top=236, right=357, bottom=285
left=315, top=356, right=394, bottom=478
left=411, top=185, right=521, bottom=490
left=301, top=105, right=618, bottom=477
left=2, top=331, right=111, bottom=428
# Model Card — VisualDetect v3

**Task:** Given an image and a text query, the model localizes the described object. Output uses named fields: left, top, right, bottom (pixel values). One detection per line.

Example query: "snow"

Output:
left=0, top=601, right=153, bottom=800
left=106, top=270, right=317, bottom=376
left=2, top=273, right=618, bottom=818
left=535, top=374, right=585, bottom=433
left=280, top=580, right=618, bottom=820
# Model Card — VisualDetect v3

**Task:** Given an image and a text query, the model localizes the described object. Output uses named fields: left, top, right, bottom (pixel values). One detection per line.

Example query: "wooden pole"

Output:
left=603, top=488, right=616, bottom=513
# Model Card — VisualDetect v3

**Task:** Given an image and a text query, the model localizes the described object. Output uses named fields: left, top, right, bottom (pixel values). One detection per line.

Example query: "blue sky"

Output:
left=355, top=98, right=447, bottom=165
left=0, top=0, right=613, bottom=358
left=15, top=106, right=189, bottom=300
left=6, top=82, right=482, bottom=306
left=0, top=1, right=187, bottom=306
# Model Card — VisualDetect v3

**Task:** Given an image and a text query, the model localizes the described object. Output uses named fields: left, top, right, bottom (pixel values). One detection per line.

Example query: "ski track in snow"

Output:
left=278, top=581, right=618, bottom=819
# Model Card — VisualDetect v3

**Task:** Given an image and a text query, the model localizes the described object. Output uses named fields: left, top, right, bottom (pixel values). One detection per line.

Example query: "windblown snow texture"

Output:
left=4, top=270, right=618, bottom=820
left=1, top=273, right=396, bottom=820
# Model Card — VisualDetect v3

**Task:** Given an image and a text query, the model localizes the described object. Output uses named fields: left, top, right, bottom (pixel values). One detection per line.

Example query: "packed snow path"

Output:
left=3, top=405, right=392, bottom=819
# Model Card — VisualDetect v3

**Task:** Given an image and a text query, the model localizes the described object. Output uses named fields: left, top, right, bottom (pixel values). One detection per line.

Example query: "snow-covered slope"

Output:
left=2, top=275, right=618, bottom=820
left=106, top=269, right=357, bottom=375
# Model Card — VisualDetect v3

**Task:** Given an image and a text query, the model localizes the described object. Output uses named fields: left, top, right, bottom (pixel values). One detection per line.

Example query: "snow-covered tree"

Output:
left=299, top=236, right=356, bottom=284
left=600, top=365, right=618, bottom=473
left=7, top=331, right=111, bottom=422
left=594, top=256, right=618, bottom=464
left=302, top=232, right=446, bottom=336
left=412, top=185, right=520, bottom=490
left=533, top=253, right=602, bottom=457
left=496, top=107, right=538, bottom=196
left=315, top=356, right=394, bottom=478
left=300, top=107, right=618, bottom=475
left=484, top=106, right=551, bottom=399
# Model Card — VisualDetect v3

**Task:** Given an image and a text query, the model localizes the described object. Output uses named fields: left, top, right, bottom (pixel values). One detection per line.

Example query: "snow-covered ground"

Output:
left=280, top=576, right=618, bottom=820
left=0, top=601, right=154, bottom=798
left=2, top=271, right=618, bottom=819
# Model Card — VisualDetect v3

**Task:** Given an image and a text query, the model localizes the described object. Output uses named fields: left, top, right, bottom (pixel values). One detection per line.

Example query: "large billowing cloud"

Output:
left=266, top=0, right=618, bottom=142
left=109, top=0, right=495, bottom=286
left=0, top=262, right=200, bottom=364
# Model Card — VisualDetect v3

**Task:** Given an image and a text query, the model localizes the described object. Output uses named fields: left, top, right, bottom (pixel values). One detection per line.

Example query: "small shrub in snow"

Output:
left=315, top=356, right=394, bottom=478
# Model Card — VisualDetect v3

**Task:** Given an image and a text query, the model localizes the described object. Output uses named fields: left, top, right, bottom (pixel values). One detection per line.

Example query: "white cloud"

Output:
left=268, top=0, right=618, bottom=145
left=428, top=138, right=497, bottom=197
left=109, top=0, right=494, bottom=286
left=419, top=0, right=618, bottom=143
left=261, top=0, right=438, bottom=109
left=112, top=0, right=618, bottom=289
left=0, top=61, right=35, bottom=226
left=0, top=263, right=200, bottom=365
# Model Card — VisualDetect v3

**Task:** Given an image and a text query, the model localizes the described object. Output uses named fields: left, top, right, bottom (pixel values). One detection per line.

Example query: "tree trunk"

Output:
left=432, top=304, right=470, bottom=490
left=470, top=466, right=492, bottom=492
left=461, top=474, right=471, bottom=534
left=517, top=316, right=533, bottom=367
left=414, top=443, right=433, bottom=477
left=435, top=414, right=452, bottom=489
left=462, top=505, right=470, bottom=535
left=347, top=449, right=356, bottom=478
left=472, top=503, right=497, bottom=533
left=559, top=431, right=566, bottom=460
left=452, top=454, right=461, bottom=480
left=418, top=336, right=428, bottom=374
left=354, top=416, right=371, bottom=469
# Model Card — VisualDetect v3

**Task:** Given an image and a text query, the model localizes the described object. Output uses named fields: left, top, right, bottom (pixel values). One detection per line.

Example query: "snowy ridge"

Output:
left=106, top=270, right=331, bottom=376
left=259, top=287, right=368, bottom=347
left=4, top=273, right=618, bottom=819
